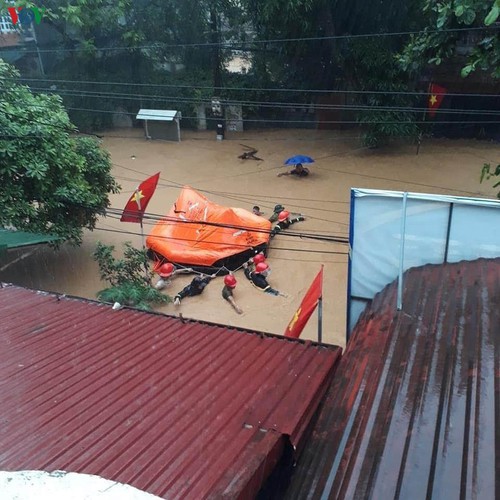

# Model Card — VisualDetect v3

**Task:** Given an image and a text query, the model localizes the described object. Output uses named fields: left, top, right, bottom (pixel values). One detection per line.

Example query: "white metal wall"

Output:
left=347, top=189, right=500, bottom=336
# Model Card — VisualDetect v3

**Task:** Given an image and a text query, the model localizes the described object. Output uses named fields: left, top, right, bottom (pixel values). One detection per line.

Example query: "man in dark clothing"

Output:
left=269, top=204, right=285, bottom=223
left=174, top=274, right=215, bottom=305
left=270, top=211, right=305, bottom=238
left=222, top=274, right=243, bottom=314
left=243, top=262, right=285, bottom=296
left=238, top=148, right=262, bottom=161
left=277, top=163, right=310, bottom=177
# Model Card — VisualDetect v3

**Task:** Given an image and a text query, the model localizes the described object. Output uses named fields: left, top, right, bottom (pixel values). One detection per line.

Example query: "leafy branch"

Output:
left=93, top=242, right=171, bottom=310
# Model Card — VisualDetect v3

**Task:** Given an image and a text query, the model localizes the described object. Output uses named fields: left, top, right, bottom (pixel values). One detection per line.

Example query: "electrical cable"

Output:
left=109, top=171, right=351, bottom=230
left=40, top=106, right=500, bottom=124
left=103, top=207, right=349, bottom=244
left=3, top=24, right=499, bottom=54
left=11, top=76, right=500, bottom=98
left=2, top=107, right=490, bottom=208
left=93, top=225, right=349, bottom=255
left=108, top=162, right=352, bottom=227
left=23, top=86, right=500, bottom=116
left=3, top=106, right=495, bottom=221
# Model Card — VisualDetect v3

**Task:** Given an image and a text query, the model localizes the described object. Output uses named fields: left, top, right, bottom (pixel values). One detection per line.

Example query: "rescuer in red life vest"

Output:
left=222, top=274, right=243, bottom=314
left=173, top=273, right=216, bottom=305
left=270, top=210, right=305, bottom=238
left=155, top=262, right=193, bottom=290
left=243, top=261, right=286, bottom=297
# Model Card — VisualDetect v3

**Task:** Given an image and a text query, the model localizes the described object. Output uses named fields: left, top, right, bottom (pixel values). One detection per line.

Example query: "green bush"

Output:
left=93, top=241, right=171, bottom=311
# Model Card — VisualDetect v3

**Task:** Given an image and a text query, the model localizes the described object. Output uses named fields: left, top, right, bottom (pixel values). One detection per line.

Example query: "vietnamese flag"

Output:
left=284, top=266, right=323, bottom=339
left=427, top=83, right=447, bottom=118
left=121, top=172, right=160, bottom=223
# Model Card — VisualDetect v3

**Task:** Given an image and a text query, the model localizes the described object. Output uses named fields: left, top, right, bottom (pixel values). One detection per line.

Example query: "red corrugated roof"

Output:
left=284, top=258, right=500, bottom=499
left=0, top=284, right=341, bottom=499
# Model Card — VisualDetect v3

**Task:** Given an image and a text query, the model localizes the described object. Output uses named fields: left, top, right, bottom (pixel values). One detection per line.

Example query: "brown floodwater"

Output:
left=1, top=128, right=498, bottom=347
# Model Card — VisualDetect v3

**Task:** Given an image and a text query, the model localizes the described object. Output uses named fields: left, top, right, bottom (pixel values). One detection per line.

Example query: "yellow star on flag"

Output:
left=429, top=94, right=437, bottom=106
left=288, top=307, right=302, bottom=332
left=131, top=189, right=145, bottom=208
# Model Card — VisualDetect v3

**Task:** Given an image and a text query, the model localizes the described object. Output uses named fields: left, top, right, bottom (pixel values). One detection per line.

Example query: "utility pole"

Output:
left=210, top=5, right=224, bottom=140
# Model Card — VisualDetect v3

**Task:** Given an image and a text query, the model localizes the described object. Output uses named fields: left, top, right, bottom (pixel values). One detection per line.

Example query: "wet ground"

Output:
left=2, top=128, right=498, bottom=347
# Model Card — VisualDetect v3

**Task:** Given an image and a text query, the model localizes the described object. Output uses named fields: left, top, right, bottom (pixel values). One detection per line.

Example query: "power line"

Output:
left=3, top=25, right=498, bottom=54
left=23, top=86, right=500, bottom=116
left=112, top=174, right=351, bottom=218
left=12, top=76, right=500, bottom=98
left=104, top=218, right=349, bottom=263
left=0, top=105, right=480, bottom=227
left=0, top=110, right=352, bottom=228
left=110, top=163, right=352, bottom=229
left=47, top=106, right=500, bottom=124
left=93, top=225, right=349, bottom=256
left=197, top=189, right=350, bottom=204
left=330, top=168, right=486, bottom=197
left=104, top=207, right=349, bottom=244
left=2, top=107, right=493, bottom=220
left=5, top=102, right=498, bottom=127
left=97, top=218, right=348, bottom=262
left=109, top=161, right=351, bottom=227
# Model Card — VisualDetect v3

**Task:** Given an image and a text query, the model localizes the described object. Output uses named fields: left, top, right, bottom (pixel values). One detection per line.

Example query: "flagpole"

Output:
left=317, top=296, right=323, bottom=343
left=317, top=264, right=324, bottom=343
left=136, top=191, right=149, bottom=282
left=140, top=218, right=150, bottom=281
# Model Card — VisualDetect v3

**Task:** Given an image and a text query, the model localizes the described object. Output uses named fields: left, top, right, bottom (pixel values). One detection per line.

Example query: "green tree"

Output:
left=242, top=0, right=421, bottom=89
left=23, top=0, right=247, bottom=130
left=341, top=38, right=420, bottom=147
left=0, top=60, right=119, bottom=244
left=398, top=0, right=500, bottom=78
left=93, top=241, right=171, bottom=310
left=241, top=0, right=422, bottom=145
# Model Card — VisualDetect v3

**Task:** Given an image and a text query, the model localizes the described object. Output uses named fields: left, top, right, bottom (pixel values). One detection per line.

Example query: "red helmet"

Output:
left=224, top=274, right=237, bottom=288
left=158, top=262, right=174, bottom=278
left=255, top=262, right=269, bottom=274
left=253, top=253, right=266, bottom=265
left=278, top=210, right=290, bottom=222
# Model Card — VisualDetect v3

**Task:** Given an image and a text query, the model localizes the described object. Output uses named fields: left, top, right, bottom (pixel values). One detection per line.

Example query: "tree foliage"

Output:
left=0, top=60, right=119, bottom=244
left=242, top=0, right=423, bottom=145
left=25, top=0, right=248, bottom=130
left=480, top=162, right=500, bottom=198
left=242, top=0, right=421, bottom=89
left=10, top=0, right=497, bottom=143
left=398, top=0, right=500, bottom=78
left=93, top=241, right=171, bottom=310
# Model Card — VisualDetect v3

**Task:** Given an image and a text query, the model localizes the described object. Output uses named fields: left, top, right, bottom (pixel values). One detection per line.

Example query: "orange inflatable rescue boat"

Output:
left=146, top=187, right=271, bottom=272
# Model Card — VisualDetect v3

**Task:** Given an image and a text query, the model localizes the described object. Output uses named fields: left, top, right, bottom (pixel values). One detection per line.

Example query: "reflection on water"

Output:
left=0, top=239, right=102, bottom=299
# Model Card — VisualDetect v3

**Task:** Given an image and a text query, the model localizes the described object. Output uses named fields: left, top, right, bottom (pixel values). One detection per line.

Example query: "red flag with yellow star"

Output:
left=284, top=266, right=323, bottom=339
left=427, top=83, right=447, bottom=118
left=121, top=172, right=160, bottom=223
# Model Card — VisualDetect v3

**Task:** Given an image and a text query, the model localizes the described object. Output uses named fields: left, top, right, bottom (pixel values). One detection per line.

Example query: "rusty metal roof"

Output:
left=284, top=258, right=500, bottom=500
left=0, top=284, right=341, bottom=499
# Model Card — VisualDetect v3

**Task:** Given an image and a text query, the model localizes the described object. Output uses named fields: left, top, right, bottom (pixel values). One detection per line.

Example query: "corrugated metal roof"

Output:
left=0, top=285, right=341, bottom=499
left=284, top=258, right=500, bottom=500
left=136, top=109, right=180, bottom=121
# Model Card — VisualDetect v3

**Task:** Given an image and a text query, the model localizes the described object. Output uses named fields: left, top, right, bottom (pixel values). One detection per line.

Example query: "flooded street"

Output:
left=2, top=128, right=499, bottom=347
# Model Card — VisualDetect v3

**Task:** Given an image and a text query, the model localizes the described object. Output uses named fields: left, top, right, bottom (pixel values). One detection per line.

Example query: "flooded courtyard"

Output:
left=2, top=128, right=498, bottom=347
